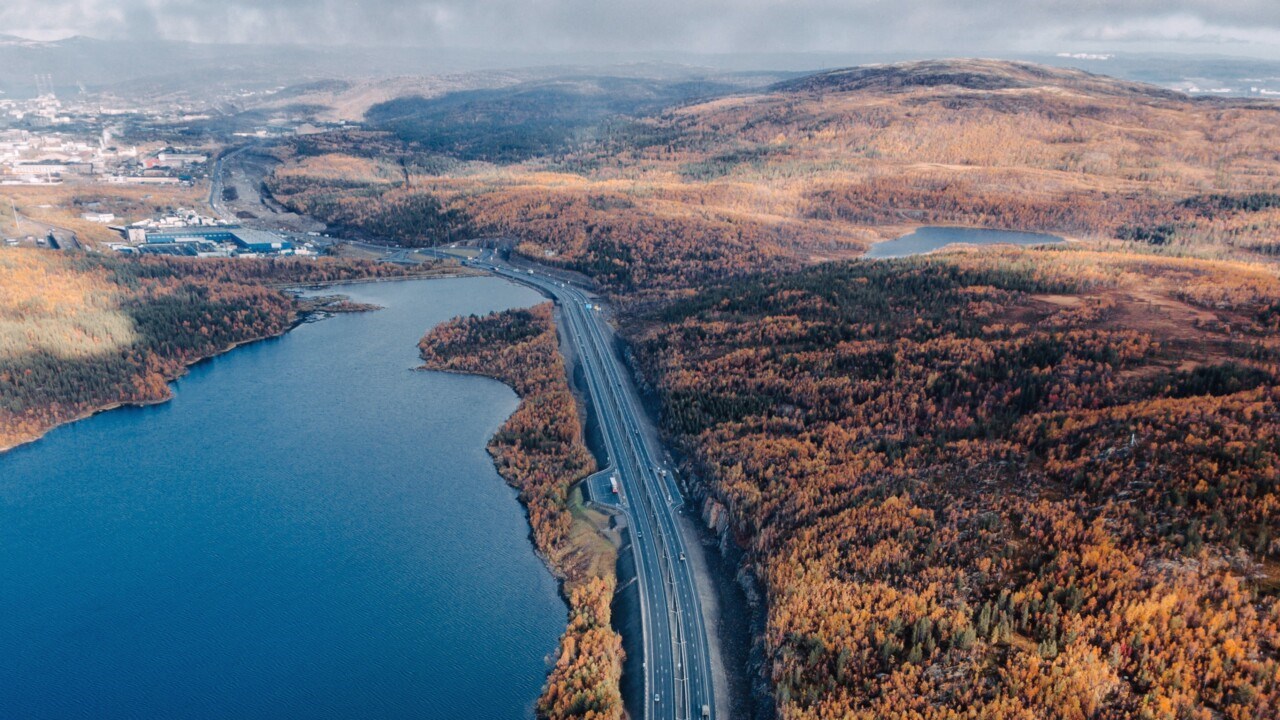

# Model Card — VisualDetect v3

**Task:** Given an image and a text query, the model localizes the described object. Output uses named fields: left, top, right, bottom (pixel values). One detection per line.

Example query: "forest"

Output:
left=627, top=248, right=1280, bottom=719
left=264, top=59, right=1280, bottom=305
left=365, top=76, right=745, bottom=163
left=419, top=304, right=624, bottom=720
left=260, top=58, right=1280, bottom=718
left=0, top=248, right=425, bottom=451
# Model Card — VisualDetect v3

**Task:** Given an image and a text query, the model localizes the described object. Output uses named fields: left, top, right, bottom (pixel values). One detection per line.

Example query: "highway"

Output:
left=460, top=249, right=717, bottom=720
left=209, top=145, right=253, bottom=223
left=207, top=144, right=716, bottom=713
left=274, top=228, right=720, bottom=718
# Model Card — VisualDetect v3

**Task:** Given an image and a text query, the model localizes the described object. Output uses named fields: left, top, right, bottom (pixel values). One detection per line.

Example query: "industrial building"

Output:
left=139, top=226, right=294, bottom=255
left=143, top=151, right=208, bottom=168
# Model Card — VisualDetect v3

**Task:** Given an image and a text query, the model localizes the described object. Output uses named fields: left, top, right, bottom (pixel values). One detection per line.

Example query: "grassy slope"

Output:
left=0, top=249, right=427, bottom=451
left=1, top=183, right=211, bottom=247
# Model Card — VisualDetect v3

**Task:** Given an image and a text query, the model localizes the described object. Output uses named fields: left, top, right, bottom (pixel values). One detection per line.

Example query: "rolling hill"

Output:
left=268, top=58, right=1280, bottom=302
left=263, top=58, right=1280, bottom=719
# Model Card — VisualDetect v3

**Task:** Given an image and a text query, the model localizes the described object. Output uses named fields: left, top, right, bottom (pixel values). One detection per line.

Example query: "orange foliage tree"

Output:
left=420, top=303, right=624, bottom=720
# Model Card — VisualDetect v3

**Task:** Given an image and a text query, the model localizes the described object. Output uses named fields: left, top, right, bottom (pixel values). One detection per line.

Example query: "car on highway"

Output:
left=486, top=254, right=713, bottom=719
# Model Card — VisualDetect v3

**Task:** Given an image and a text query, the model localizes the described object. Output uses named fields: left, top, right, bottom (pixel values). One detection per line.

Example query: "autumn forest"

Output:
left=5, top=55, right=1280, bottom=720
left=630, top=250, right=1280, bottom=718
left=0, top=250, right=427, bottom=451
left=261, top=58, right=1280, bottom=719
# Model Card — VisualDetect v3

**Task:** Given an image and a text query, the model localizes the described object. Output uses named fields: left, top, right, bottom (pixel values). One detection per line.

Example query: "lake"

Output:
left=865, top=226, right=1065, bottom=259
left=0, top=277, right=565, bottom=719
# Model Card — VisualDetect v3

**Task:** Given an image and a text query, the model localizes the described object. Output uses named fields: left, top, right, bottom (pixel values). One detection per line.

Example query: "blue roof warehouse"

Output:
left=142, top=227, right=294, bottom=255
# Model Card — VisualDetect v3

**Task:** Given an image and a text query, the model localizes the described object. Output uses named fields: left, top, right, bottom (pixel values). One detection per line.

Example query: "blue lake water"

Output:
left=865, top=226, right=1065, bottom=259
left=0, top=277, right=565, bottom=719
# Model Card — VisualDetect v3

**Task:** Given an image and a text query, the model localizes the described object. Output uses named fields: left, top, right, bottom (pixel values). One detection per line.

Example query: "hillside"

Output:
left=365, top=75, right=761, bottom=162
left=269, top=59, right=1280, bottom=302
left=771, top=59, right=1184, bottom=98
left=629, top=248, right=1280, bottom=719
left=0, top=250, right=426, bottom=451
left=262, top=61, right=1280, bottom=717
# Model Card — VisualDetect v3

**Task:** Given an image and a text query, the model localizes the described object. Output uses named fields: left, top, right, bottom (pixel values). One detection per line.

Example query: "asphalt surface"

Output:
left=207, top=142, right=717, bottom=714
left=208, top=146, right=247, bottom=223
left=8, top=211, right=79, bottom=251
left=286, top=236, right=717, bottom=719
left=459, top=249, right=717, bottom=720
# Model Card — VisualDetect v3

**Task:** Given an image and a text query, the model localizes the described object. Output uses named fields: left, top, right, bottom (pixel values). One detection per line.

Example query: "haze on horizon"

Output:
left=3, top=0, right=1280, bottom=60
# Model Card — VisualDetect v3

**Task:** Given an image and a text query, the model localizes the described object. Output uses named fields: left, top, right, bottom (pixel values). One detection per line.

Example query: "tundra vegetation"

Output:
left=267, top=60, right=1280, bottom=305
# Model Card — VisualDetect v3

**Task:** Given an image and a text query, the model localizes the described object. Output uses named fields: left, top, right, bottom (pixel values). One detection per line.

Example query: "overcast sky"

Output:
left=3, top=0, right=1279, bottom=58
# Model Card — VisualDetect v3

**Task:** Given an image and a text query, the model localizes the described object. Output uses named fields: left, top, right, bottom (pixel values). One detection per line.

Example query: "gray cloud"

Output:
left=3, top=0, right=1279, bottom=57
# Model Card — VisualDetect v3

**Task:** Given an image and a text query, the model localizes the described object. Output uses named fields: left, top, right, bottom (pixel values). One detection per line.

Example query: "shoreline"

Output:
left=418, top=304, right=626, bottom=719
left=268, top=268, right=484, bottom=289
left=0, top=329, right=284, bottom=456
left=416, top=353, right=619, bottom=581
left=0, top=272, right=473, bottom=457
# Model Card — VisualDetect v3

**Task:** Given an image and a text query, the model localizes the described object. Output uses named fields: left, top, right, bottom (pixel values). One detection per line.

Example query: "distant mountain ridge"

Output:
left=0, top=32, right=1277, bottom=103
left=771, top=58, right=1186, bottom=100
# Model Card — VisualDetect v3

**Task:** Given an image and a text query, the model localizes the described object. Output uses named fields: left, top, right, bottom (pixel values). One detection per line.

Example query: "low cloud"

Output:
left=2, top=0, right=1278, bottom=57
left=1070, top=13, right=1280, bottom=47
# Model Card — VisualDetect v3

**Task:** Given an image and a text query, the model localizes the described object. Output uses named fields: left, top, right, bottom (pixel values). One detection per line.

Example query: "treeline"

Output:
left=1180, top=192, right=1280, bottom=214
left=626, top=249, right=1280, bottom=719
left=91, top=254, right=424, bottom=287
left=464, top=188, right=801, bottom=296
left=264, top=157, right=471, bottom=247
left=803, top=176, right=1182, bottom=238
left=0, top=249, right=424, bottom=451
left=419, top=304, right=624, bottom=720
